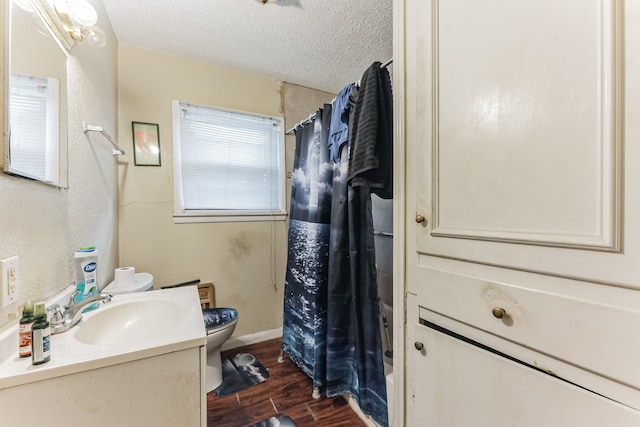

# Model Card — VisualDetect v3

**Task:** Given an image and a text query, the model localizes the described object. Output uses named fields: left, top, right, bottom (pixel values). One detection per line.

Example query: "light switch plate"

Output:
left=1, top=256, right=19, bottom=307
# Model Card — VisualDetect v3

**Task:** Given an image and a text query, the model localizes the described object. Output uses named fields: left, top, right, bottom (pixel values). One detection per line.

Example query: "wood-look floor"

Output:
left=207, top=338, right=366, bottom=427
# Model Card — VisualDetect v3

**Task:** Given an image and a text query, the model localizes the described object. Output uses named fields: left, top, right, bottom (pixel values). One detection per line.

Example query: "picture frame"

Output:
left=132, top=122, right=161, bottom=166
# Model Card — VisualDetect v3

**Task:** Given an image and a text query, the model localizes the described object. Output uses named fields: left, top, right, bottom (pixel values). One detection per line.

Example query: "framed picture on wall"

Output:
left=132, top=122, right=161, bottom=166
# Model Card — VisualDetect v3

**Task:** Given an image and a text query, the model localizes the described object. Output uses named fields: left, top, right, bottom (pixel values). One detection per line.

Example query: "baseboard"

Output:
left=221, top=327, right=283, bottom=351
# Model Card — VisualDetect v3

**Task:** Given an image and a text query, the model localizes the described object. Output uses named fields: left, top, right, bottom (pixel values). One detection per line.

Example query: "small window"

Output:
left=172, top=100, right=286, bottom=223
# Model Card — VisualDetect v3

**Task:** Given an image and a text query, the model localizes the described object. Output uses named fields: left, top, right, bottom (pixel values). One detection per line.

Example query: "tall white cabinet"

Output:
left=398, top=0, right=640, bottom=424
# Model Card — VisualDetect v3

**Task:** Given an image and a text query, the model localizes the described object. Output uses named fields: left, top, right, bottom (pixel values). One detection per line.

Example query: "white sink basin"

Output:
left=0, top=286, right=207, bottom=391
left=74, top=297, right=186, bottom=346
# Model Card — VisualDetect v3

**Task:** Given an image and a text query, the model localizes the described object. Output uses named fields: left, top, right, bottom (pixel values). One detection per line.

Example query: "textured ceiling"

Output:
left=102, top=0, right=393, bottom=94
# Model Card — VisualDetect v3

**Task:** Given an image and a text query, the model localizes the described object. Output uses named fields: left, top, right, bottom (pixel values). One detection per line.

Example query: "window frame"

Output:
left=172, top=100, right=287, bottom=224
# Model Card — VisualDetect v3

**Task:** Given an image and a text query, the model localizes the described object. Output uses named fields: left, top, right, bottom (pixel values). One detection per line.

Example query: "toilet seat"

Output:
left=203, top=308, right=238, bottom=334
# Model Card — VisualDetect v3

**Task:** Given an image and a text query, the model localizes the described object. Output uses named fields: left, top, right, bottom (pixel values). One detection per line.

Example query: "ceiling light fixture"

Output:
left=53, top=0, right=106, bottom=47
left=15, top=0, right=107, bottom=48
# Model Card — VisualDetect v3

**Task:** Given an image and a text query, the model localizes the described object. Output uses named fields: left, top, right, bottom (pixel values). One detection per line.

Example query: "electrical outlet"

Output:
left=1, top=256, right=19, bottom=307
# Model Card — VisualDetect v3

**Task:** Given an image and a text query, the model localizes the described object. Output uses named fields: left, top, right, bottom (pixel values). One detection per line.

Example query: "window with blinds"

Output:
left=172, top=100, right=285, bottom=222
left=9, top=74, right=59, bottom=183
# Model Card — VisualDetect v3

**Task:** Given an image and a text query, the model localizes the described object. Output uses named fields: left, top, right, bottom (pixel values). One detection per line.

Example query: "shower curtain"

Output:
left=282, top=62, right=391, bottom=427
left=282, top=105, right=333, bottom=389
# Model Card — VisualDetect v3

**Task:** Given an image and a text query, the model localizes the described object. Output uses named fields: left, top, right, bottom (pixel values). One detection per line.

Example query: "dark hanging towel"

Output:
left=325, top=63, right=392, bottom=427
left=348, top=61, right=394, bottom=199
left=281, top=105, right=333, bottom=389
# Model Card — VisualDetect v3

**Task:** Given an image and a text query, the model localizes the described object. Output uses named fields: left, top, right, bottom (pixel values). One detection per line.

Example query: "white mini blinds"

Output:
left=9, top=74, right=60, bottom=183
left=173, top=101, right=285, bottom=221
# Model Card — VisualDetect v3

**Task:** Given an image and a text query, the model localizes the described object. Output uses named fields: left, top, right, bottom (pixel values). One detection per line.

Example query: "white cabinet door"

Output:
left=409, top=323, right=640, bottom=427
left=407, top=0, right=640, bottom=288
left=401, top=0, right=640, bottom=425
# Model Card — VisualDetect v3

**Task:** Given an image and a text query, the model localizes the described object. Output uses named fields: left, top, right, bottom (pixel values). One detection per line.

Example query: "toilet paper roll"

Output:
left=114, top=266, right=136, bottom=288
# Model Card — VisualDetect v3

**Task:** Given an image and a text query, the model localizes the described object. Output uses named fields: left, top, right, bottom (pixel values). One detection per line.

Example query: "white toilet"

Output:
left=103, top=272, right=236, bottom=393
left=202, top=308, right=239, bottom=393
left=103, top=271, right=154, bottom=295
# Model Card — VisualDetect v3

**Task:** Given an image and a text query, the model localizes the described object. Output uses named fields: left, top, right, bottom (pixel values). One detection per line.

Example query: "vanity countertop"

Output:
left=0, top=286, right=206, bottom=390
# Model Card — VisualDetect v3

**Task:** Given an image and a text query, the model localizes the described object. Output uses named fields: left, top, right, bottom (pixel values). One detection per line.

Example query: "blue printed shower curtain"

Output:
left=282, top=105, right=333, bottom=389
left=282, top=61, right=392, bottom=427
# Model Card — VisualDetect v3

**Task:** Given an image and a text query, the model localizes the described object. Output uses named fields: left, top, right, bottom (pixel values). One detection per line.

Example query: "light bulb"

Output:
left=66, top=0, right=97, bottom=27
left=83, top=25, right=106, bottom=47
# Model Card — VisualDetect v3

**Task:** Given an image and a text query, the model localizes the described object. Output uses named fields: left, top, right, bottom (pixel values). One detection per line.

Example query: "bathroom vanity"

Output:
left=0, top=287, right=207, bottom=426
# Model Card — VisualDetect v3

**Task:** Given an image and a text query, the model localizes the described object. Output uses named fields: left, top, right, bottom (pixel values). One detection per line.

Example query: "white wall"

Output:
left=0, top=0, right=118, bottom=330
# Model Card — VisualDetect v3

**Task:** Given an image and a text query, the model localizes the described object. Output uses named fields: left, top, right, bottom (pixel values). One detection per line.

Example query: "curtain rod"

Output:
left=286, top=112, right=317, bottom=135
left=285, top=58, right=393, bottom=135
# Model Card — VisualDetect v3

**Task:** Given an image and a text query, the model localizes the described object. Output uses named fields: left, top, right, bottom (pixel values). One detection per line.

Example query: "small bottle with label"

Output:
left=31, top=302, right=51, bottom=365
left=18, top=301, right=34, bottom=358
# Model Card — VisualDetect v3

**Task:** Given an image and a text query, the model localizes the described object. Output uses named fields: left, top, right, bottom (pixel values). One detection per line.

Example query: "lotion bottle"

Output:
left=74, top=246, right=99, bottom=312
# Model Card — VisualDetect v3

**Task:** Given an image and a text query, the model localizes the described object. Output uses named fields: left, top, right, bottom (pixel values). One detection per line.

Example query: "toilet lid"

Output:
left=103, top=272, right=154, bottom=295
left=203, top=308, right=238, bottom=332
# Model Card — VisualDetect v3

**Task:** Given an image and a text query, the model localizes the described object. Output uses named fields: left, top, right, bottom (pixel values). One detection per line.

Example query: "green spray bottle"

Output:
left=31, top=302, right=51, bottom=365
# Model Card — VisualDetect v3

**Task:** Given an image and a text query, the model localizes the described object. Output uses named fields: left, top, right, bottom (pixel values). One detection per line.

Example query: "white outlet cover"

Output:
left=1, top=256, right=19, bottom=307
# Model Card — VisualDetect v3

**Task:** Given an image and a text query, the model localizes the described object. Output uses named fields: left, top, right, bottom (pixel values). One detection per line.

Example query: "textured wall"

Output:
left=0, top=0, right=118, bottom=330
left=117, top=45, right=333, bottom=336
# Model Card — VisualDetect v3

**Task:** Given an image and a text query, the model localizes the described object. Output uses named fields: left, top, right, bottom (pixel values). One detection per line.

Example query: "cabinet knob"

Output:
left=492, top=307, right=507, bottom=319
left=414, top=341, right=424, bottom=351
left=415, top=215, right=426, bottom=224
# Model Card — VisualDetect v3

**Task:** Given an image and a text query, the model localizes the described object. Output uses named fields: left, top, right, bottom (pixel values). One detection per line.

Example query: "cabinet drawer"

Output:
left=415, top=264, right=640, bottom=404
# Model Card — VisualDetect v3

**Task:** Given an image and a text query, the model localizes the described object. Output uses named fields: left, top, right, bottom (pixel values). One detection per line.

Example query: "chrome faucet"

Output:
left=48, top=290, right=112, bottom=334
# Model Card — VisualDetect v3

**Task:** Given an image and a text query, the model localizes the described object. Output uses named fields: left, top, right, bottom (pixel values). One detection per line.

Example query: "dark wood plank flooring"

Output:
left=207, top=338, right=367, bottom=427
